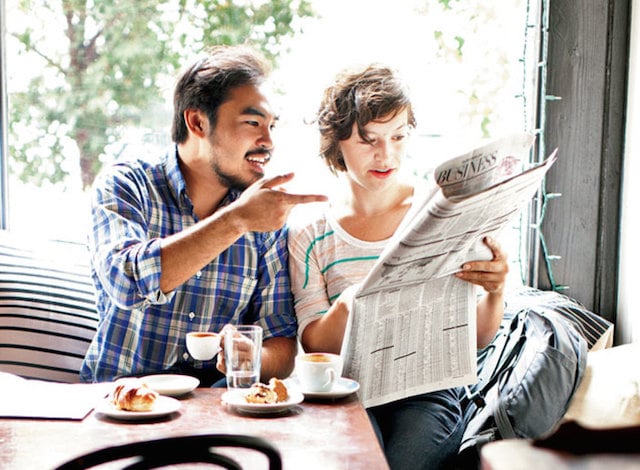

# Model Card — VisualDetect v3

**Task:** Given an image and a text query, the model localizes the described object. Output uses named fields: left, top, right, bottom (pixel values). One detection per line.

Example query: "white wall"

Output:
left=617, top=0, right=640, bottom=344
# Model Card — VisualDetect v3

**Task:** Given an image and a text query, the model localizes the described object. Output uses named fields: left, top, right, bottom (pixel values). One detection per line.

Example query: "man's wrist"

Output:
left=216, top=205, right=248, bottom=238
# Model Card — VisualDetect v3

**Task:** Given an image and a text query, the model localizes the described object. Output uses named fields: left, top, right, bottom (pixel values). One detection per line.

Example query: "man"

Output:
left=81, top=45, right=327, bottom=385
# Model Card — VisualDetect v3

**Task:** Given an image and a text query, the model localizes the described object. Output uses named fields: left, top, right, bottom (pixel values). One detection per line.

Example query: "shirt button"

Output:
left=196, top=271, right=202, bottom=278
left=189, top=312, right=195, bottom=320
left=183, top=352, right=189, bottom=360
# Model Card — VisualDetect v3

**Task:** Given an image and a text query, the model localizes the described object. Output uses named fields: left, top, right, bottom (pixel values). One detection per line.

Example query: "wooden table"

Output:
left=481, top=439, right=640, bottom=470
left=0, top=387, right=389, bottom=469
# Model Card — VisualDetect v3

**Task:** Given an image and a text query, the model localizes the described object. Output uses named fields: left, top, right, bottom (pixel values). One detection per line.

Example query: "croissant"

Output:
left=269, top=377, right=288, bottom=402
left=245, top=383, right=277, bottom=404
left=110, top=378, right=158, bottom=411
left=244, top=378, right=288, bottom=404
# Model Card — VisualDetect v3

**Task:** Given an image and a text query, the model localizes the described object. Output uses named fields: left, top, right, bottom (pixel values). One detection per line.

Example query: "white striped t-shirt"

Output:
left=288, top=185, right=430, bottom=338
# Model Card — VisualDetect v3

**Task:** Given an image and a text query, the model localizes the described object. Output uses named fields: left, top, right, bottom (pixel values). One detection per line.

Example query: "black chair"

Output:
left=54, top=434, right=282, bottom=470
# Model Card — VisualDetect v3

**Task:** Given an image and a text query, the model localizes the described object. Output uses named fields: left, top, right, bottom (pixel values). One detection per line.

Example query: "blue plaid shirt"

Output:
left=80, top=146, right=297, bottom=383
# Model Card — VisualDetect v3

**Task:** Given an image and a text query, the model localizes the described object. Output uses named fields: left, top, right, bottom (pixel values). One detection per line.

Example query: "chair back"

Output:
left=54, top=433, right=282, bottom=470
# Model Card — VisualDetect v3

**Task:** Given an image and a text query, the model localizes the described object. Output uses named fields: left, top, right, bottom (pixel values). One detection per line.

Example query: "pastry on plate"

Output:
left=269, top=377, right=288, bottom=402
left=110, top=377, right=159, bottom=411
left=245, top=378, right=288, bottom=404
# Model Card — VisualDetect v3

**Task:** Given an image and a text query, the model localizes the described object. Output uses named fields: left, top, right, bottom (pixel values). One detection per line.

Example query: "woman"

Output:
left=288, top=64, right=509, bottom=469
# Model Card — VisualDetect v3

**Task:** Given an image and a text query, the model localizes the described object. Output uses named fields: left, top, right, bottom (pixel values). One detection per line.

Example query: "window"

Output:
left=1, top=0, right=540, bottom=284
left=618, top=3, right=640, bottom=342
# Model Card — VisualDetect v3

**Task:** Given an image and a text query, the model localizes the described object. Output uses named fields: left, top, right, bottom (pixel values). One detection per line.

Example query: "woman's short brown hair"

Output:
left=315, top=64, right=416, bottom=174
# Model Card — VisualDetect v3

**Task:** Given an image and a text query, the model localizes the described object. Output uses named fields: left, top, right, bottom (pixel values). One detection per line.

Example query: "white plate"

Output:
left=141, top=374, right=200, bottom=396
left=285, top=377, right=360, bottom=399
left=95, top=395, right=181, bottom=421
left=221, top=388, right=304, bottom=415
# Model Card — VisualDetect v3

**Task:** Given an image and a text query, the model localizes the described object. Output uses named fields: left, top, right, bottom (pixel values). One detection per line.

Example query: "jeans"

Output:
left=367, top=387, right=464, bottom=470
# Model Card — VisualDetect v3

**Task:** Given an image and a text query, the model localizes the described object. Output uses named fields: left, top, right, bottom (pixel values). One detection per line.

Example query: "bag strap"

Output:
left=493, top=364, right=520, bottom=438
left=464, top=311, right=528, bottom=407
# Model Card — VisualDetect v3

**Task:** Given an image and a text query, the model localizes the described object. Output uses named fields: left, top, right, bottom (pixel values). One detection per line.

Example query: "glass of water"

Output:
left=224, top=325, right=263, bottom=390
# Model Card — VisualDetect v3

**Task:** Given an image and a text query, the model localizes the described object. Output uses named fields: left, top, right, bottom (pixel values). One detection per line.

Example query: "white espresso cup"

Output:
left=186, top=331, right=221, bottom=361
left=295, top=352, right=343, bottom=393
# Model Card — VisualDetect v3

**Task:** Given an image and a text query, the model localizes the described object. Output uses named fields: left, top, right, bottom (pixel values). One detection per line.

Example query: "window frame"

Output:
left=0, top=0, right=8, bottom=229
left=1, top=0, right=629, bottom=340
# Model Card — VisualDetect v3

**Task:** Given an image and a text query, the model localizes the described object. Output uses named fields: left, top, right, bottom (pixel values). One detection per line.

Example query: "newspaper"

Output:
left=341, top=133, right=558, bottom=408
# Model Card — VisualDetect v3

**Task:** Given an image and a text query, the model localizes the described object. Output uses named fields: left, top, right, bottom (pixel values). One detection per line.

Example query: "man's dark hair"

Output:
left=171, top=45, right=271, bottom=143
left=315, top=64, right=417, bottom=174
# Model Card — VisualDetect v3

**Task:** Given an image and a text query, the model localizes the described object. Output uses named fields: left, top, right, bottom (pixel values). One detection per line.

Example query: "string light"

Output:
left=517, top=0, right=567, bottom=292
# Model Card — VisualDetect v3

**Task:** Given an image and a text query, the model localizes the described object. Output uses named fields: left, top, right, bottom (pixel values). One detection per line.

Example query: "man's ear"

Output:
left=183, top=109, right=207, bottom=137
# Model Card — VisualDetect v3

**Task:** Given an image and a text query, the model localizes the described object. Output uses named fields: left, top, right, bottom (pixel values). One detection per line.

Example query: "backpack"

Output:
left=455, top=307, right=588, bottom=468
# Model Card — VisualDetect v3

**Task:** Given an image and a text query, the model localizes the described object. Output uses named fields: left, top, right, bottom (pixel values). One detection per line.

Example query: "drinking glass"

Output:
left=224, top=325, right=263, bottom=390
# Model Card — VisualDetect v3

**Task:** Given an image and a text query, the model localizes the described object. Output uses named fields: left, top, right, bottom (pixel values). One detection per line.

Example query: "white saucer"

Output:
left=141, top=374, right=200, bottom=397
left=221, top=388, right=304, bottom=415
left=95, top=395, right=181, bottom=421
left=286, top=377, right=360, bottom=399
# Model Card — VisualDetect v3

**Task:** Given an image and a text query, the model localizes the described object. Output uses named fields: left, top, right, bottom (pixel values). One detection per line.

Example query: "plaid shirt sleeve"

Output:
left=89, top=162, right=169, bottom=310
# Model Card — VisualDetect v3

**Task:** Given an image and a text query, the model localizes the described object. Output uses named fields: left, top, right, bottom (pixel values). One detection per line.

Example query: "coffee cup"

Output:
left=186, top=331, right=220, bottom=361
left=295, top=352, right=343, bottom=393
